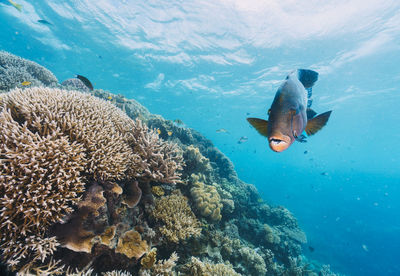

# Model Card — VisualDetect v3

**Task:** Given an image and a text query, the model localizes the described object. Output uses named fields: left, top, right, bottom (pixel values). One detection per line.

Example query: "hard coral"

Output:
left=0, top=51, right=58, bottom=92
left=127, top=118, right=184, bottom=184
left=115, top=230, right=148, bottom=259
left=1, top=87, right=134, bottom=181
left=190, top=174, right=223, bottom=221
left=0, top=108, right=86, bottom=267
left=183, top=257, right=241, bottom=276
left=152, top=193, right=201, bottom=243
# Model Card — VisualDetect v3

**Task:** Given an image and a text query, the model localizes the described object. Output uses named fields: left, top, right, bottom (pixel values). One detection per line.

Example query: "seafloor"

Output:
left=0, top=51, right=340, bottom=275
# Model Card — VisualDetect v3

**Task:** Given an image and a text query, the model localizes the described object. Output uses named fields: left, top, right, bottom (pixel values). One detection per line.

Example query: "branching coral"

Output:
left=0, top=87, right=183, bottom=269
left=0, top=51, right=58, bottom=92
left=126, top=118, right=184, bottom=184
left=190, top=174, right=223, bottom=221
left=139, top=251, right=179, bottom=276
left=152, top=193, right=201, bottom=243
left=183, top=257, right=242, bottom=276
left=0, top=108, right=86, bottom=267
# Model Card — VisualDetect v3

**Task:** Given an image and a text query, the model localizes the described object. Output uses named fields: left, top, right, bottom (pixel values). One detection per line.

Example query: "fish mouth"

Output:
left=269, top=135, right=291, bottom=152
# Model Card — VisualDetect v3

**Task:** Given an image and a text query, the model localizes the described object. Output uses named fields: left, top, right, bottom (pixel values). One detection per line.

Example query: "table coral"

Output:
left=152, top=193, right=201, bottom=243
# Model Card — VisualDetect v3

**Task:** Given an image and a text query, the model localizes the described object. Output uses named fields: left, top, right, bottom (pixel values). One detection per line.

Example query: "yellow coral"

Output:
left=190, top=174, right=223, bottom=221
left=183, top=145, right=212, bottom=173
left=116, top=230, right=148, bottom=259
left=151, top=186, right=165, bottom=197
left=141, top=248, right=157, bottom=269
left=152, top=193, right=201, bottom=243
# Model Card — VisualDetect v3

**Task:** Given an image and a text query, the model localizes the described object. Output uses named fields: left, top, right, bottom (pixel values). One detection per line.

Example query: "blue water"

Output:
left=1, top=1, right=400, bottom=275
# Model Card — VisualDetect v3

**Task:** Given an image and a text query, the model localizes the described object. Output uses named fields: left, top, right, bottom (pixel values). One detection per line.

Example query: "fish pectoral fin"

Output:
left=247, top=118, right=268, bottom=137
left=305, top=111, right=332, bottom=136
left=306, top=108, right=317, bottom=119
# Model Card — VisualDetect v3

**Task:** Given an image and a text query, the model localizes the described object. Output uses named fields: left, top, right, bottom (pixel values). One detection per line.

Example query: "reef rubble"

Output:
left=0, top=51, right=341, bottom=275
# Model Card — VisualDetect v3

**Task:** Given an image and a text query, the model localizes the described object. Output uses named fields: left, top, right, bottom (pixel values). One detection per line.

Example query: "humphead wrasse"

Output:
left=247, top=69, right=332, bottom=152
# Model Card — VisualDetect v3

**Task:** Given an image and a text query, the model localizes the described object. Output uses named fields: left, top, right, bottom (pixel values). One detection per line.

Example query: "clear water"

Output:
left=1, top=1, right=400, bottom=275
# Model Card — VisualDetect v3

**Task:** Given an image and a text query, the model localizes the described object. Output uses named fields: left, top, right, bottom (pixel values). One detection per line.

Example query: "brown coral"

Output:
left=116, top=230, right=148, bottom=259
left=152, top=193, right=201, bottom=243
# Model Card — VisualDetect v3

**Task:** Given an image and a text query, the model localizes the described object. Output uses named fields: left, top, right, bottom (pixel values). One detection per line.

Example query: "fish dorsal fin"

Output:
left=297, top=69, right=318, bottom=89
left=247, top=118, right=268, bottom=137
left=305, top=111, right=332, bottom=136
left=306, top=108, right=317, bottom=119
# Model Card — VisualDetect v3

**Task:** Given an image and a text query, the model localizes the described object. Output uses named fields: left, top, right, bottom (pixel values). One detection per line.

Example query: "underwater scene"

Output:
left=0, top=0, right=399, bottom=275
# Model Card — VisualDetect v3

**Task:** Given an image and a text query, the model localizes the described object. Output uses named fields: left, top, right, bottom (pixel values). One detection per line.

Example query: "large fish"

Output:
left=247, top=69, right=332, bottom=152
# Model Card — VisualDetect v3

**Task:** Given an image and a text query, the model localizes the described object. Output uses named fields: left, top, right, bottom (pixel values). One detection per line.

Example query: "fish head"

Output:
left=267, top=108, right=306, bottom=152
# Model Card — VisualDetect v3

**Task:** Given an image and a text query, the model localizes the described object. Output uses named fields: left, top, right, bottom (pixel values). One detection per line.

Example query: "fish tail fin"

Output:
left=297, top=69, right=318, bottom=89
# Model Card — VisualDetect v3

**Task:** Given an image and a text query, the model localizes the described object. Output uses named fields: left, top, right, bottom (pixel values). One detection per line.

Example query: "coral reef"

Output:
left=0, top=51, right=58, bottom=92
left=0, top=55, right=340, bottom=276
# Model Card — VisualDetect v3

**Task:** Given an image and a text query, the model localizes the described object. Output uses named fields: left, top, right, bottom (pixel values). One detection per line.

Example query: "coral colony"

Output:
left=0, top=51, right=339, bottom=275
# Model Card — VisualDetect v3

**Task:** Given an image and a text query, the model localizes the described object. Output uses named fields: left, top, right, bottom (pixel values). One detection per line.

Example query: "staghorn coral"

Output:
left=115, top=230, right=148, bottom=259
left=126, top=118, right=184, bottom=184
left=182, top=257, right=242, bottom=276
left=0, top=51, right=58, bottom=92
left=152, top=192, right=201, bottom=243
left=190, top=174, right=223, bottom=222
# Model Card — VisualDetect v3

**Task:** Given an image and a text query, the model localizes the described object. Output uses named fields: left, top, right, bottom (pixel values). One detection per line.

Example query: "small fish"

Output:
left=246, top=112, right=250, bottom=115
left=308, top=246, right=315, bottom=252
left=167, top=131, right=172, bottom=136
left=304, top=150, right=308, bottom=154
left=362, top=244, right=369, bottom=252
left=38, top=19, right=53, bottom=26
left=321, top=172, right=328, bottom=176
left=173, top=119, right=184, bottom=125
left=7, top=0, right=22, bottom=12
left=76, top=75, right=94, bottom=91
left=156, top=129, right=161, bottom=135
left=238, top=136, right=248, bottom=144
left=107, top=96, right=112, bottom=100
left=216, top=128, right=229, bottom=133
left=247, top=69, right=332, bottom=152
left=21, top=81, right=31, bottom=86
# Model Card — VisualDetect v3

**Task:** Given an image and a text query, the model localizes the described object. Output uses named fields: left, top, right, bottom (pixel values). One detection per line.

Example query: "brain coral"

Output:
left=0, top=51, right=58, bottom=92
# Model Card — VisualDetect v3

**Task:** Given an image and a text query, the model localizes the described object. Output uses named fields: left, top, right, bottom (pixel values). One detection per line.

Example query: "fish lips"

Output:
left=268, top=135, right=292, bottom=152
